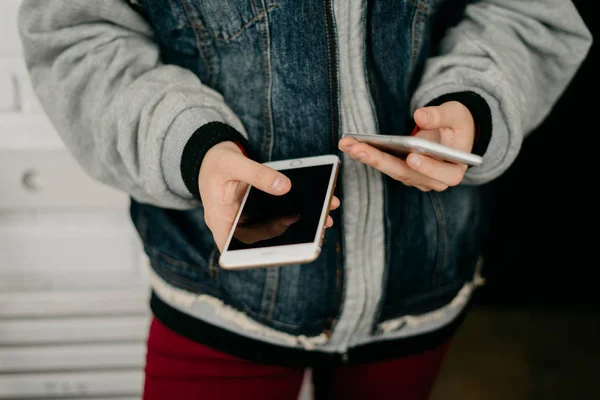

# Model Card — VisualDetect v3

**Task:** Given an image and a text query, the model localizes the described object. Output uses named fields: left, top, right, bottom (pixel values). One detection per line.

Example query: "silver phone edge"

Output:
left=343, top=133, right=483, bottom=167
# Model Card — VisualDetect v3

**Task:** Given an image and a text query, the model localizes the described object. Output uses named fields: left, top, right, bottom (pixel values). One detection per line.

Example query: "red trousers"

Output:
left=143, top=318, right=450, bottom=400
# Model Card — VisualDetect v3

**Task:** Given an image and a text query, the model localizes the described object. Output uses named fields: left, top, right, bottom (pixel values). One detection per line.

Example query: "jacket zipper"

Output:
left=324, top=0, right=345, bottom=343
left=327, top=0, right=379, bottom=364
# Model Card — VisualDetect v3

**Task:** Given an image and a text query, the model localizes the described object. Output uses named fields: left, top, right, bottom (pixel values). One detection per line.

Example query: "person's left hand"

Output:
left=338, top=101, right=476, bottom=192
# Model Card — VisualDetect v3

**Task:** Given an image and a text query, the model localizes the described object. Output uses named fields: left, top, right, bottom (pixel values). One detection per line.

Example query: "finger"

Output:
left=326, top=215, right=334, bottom=228
left=347, top=143, right=449, bottom=192
left=414, top=101, right=469, bottom=130
left=231, top=156, right=291, bottom=195
left=338, top=137, right=359, bottom=151
left=415, top=185, right=431, bottom=192
left=414, top=122, right=474, bottom=155
left=406, top=153, right=467, bottom=187
left=205, top=211, right=231, bottom=252
left=330, top=196, right=340, bottom=210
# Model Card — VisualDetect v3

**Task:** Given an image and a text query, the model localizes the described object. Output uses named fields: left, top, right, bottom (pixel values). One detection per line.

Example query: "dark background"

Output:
left=429, top=5, right=599, bottom=397
left=477, top=0, right=598, bottom=310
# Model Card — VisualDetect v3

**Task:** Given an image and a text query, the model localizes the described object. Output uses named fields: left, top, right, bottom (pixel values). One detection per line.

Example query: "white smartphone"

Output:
left=342, top=133, right=483, bottom=167
left=219, top=154, right=340, bottom=270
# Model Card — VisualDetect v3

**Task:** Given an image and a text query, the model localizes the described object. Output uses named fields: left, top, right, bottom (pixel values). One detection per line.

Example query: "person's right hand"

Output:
left=198, top=141, right=340, bottom=252
left=199, top=141, right=291, bottom=252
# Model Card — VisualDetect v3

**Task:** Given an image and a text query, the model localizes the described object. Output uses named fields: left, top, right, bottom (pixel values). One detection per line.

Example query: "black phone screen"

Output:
left=226, top=164, right=334, bottom=251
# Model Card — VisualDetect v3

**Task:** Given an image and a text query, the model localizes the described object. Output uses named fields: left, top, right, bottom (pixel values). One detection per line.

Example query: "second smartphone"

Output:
left=343, top=133, right=483, bottom=167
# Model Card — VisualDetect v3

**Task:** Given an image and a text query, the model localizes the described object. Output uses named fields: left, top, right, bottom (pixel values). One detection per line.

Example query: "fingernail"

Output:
left=357, top=152, right=366, bottom=161
left=408, top=154, right=422, bottom=168
left=272, top=177, right=286, bottom=192
left=339, top=144, right=352, bottom=151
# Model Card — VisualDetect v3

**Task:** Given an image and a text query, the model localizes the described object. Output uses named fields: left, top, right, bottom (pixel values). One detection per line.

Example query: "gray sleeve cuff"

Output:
left=161, top=108, right=225, bottom=199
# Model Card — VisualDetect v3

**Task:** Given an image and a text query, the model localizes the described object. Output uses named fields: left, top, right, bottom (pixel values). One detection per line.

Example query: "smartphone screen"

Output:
left=226, top=164, right=334, bottom=251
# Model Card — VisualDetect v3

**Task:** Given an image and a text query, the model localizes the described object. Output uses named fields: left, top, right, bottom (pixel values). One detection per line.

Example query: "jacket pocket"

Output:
left=217, top=227, right=342, bottom=337
left=378, top=183, right=485, bottom=322
left=130, top=200, right=340, bottom=337
left=129, top=200, right=221, bottom=295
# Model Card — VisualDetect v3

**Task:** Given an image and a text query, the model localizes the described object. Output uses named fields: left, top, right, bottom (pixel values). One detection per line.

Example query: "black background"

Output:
left=476, top=0, right=598, bottom=310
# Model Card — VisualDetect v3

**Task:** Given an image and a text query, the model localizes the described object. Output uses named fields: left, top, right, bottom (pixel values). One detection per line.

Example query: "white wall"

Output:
left=0, top=1, right=149, bottom=398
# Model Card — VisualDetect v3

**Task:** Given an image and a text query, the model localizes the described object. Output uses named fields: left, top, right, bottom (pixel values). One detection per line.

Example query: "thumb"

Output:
left=232, top=157, right=291, bottom=196
left=414, top=101, right=467, bottom=130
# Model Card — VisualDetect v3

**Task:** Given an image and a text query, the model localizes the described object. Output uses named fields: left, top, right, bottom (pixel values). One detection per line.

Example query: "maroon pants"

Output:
left=143, top=318, right=450, bottom=400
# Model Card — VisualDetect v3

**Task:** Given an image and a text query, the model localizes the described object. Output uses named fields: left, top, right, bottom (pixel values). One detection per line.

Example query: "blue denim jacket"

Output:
left=128, top=0, right=490, bottom=362
left=20, top=0, right=592, bottom=365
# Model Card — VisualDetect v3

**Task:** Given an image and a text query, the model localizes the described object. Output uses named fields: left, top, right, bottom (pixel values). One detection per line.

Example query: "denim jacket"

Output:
left=19, top=0, right=592, bottom=365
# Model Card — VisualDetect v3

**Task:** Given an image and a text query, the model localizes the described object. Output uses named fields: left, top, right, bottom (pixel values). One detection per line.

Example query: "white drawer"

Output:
left=0, top=63, right=16, bottom=112
left=0, top=57, right=46, bottom=114
left=0, top=0, right=23, bottom=58
left=0, top=211, right=148, bottom=291
left=0, top=371, right=143, bottom=399
left=0, top=148, right=128, bottom=210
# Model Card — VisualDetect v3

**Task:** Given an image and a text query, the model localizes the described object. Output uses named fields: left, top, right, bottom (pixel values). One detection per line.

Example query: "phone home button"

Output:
left=290, top=160, right=303, bottom=167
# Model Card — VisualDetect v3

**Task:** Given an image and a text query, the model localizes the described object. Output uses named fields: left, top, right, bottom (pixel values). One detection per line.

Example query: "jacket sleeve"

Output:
left=411, top=0, right=593, bottom=185
left=18, top=0, right=247, bottom=208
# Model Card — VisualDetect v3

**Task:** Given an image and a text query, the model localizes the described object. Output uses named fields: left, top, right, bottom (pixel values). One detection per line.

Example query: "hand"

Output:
left=338, top=101, right=476, bottom=192
left=199, top=141, right=340, bottom=251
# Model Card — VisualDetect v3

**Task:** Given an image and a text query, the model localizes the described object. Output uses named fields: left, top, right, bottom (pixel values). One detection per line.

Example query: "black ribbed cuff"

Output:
left=424, top=91, right=492, bottom=158
left=180, top=122, right=250, bottom=200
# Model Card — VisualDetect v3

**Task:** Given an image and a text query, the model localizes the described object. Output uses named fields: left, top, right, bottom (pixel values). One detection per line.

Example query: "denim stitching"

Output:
left=259, top=267, right=279, bottom=321
left=407, top=1, right=429, bottom=84
left=235, top=293, right=329, bottom=330
left=361, top=0, right=380, bottom=135
left=215, top=4, right=278, bottom=42
left=148, top=262, right=218, bottom=295
left=256, top=0, right=275, bottom=161
left=260, top=270, right=272, bottom=319
left=151, top=265, right=220, bottom=296
left=207, top=246, right=219, bottom=281
left=180, top=0, right=212, bottom=83
left=267, top=267, right=280, bottom=320
left=146, top=247, right=201, bottom=270
left=257, top=0, right=278, bottom=315
left=407, top=0, right=428, bottom=12
left=250, top=0, right=260, bottom=17
left=167, top=0, right=185, bottom=27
